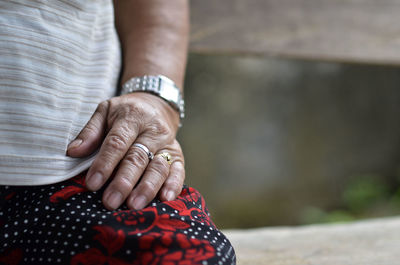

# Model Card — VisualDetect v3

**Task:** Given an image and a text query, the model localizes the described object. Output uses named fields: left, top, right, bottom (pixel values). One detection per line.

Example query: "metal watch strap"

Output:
left=121, top=75, right=185, bottom=126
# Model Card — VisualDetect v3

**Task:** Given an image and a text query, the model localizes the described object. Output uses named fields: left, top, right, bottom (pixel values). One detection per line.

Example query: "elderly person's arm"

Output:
left=67, top=0, right=189, bottom=211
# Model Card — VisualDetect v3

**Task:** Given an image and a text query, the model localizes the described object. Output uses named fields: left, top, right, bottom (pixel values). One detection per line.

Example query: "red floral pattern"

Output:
left=50, top=173, right=87, bottom=203
left=134, top=231, right=215, bottom=265
left=113, top=207, right=190, bottom=235
left=71, top=226, right=130, bottom=265
left=0, top=176, right=235, bottom=265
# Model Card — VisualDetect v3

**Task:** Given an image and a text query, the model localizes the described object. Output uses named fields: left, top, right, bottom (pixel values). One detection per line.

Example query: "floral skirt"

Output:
left=0, top=173, right=236, bottom=265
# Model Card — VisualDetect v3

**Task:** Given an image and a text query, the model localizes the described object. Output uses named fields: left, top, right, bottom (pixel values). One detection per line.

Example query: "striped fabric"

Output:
left=0, top=0, right=121, bottom=185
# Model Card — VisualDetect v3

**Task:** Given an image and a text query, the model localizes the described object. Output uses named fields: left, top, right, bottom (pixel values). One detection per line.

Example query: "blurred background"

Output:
left=183, top=0, right=400, bottom=229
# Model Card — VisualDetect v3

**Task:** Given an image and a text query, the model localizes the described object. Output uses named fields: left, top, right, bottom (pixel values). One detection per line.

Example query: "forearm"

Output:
left=113, top=0, right=189, bottom=89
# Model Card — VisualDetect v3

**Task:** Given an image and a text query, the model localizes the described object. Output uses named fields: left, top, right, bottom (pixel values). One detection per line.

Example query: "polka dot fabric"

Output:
left=0, top=173, right=236, bottom=265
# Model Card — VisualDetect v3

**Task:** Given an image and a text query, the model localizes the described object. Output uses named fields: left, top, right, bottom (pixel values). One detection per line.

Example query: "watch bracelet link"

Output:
left=120, top=75, right=185, bottom=127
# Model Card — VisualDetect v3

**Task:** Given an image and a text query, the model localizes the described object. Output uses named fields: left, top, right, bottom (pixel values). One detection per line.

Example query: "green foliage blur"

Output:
left=300, top=174, right=400, bottom=224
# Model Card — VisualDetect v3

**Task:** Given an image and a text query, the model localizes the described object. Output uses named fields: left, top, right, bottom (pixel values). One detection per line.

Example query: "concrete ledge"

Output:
left=223, top=217, right=400, bottom=265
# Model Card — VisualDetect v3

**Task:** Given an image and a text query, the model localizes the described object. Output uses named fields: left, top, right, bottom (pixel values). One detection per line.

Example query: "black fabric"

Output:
left=0, top=173, right=236, bottom=265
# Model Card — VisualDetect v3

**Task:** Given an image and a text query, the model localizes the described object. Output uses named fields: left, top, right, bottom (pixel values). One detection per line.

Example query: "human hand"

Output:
left=67, top=92, right=185, bottom=210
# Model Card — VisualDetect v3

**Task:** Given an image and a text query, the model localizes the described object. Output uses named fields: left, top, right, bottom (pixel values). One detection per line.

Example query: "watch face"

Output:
left=159, top=83, right=180, bottom=102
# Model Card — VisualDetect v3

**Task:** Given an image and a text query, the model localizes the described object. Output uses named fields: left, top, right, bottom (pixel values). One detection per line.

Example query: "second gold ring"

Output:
left=157, top=152, right=172, bottom=165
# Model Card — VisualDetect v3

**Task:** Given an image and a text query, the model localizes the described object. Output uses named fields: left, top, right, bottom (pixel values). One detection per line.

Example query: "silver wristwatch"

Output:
left=121, top=75, right=185, bottom=126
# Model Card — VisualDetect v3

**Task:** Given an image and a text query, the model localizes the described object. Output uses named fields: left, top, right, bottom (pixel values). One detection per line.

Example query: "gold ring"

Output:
left=158, top=152, right=172, bottom=165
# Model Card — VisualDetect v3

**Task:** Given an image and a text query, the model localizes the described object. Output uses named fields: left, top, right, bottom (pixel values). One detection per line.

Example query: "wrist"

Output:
left=120, top=75, right=185, bottom=127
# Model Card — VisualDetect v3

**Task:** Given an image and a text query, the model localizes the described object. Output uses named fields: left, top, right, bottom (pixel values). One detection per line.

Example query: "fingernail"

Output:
left=68, top=139, right=82, bottom=150
left=107, top=191, right=122, bottom=210
left=86, top=172, right=103, bottom=190
left=132, top=195, right=147, bottom=210
left=166, top=191, right=175, bottom=201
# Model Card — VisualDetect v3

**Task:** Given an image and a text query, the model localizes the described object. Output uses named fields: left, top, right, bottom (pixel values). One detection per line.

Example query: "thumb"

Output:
left=67, top=101, right=109, bottom=157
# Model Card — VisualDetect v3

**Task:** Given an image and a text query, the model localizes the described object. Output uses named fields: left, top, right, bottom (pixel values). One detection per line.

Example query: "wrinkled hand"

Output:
left=67, top=92, right=185, bottom=210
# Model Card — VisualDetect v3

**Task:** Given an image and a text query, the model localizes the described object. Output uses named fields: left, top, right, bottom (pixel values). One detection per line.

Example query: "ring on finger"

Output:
left=133, top=143, right=154, bottom=160
left=157, top=152, right=172, bottom=165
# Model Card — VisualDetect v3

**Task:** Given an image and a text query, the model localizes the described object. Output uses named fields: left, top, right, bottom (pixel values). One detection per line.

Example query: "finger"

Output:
left=85, top=119, right=140, bottom=191
left=127, top=153, right=170, bottom=210
left=67, top=101, right=109, bottom=157
left=101, top=143, right=152, bottom=210
left=160, top=161, right=185, bottom=201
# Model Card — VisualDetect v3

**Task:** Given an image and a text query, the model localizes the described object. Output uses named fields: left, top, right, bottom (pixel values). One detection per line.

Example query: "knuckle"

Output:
left=148, top=160, right=169, bottom=177
left=125, top=151, right=148, bottom=169
left=148, top=119, right=171, bottom=136
left=84, top=123, right=99, bottom=135
left=114, top=175, right=134, bottom=192
left=141, top=180, right=158, bottom=195
left=167, top=178, right=182, bottom=192
left=107, top=134, right=128, bottom=151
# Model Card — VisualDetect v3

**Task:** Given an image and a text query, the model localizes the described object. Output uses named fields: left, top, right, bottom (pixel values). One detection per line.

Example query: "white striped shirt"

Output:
left=0, top=0, right=121, bottom=185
